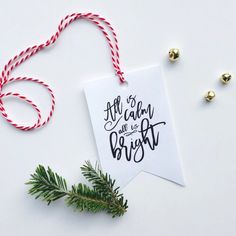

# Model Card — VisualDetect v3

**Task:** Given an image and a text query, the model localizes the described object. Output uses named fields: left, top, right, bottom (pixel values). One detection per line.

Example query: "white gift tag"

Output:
left=84, top=65, right=185, bottom=188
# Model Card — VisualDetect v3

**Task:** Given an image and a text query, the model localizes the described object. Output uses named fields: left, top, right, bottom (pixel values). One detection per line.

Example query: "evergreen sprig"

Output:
left=26, top=161, right=128, bottom=218
left=81, top=161, right=128, bottom=216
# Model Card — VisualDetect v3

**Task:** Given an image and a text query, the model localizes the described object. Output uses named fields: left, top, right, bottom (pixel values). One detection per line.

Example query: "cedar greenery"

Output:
left=26, top=161, right=128, bottom=218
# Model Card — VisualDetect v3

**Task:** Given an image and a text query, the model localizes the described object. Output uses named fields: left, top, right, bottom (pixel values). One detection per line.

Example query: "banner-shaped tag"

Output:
left=84, top=65, right=185, bottom=188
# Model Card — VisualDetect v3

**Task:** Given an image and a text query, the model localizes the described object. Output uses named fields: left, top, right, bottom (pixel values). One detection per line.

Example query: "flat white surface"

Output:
left=85, top=66, right=184, bottom=187
left=0, top=1, right=235, bottom=235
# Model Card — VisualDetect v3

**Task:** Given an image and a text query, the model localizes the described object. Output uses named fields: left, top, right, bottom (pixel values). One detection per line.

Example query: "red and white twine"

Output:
left=0, top=13, right=125, bottom=131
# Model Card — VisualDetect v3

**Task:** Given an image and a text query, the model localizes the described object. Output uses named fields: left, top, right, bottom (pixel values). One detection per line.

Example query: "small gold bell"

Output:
left=169, top=48, right=180, bottom=62
left=220, top=73, right=232, bottom=84
left=205, top=90, right=216, bottom=102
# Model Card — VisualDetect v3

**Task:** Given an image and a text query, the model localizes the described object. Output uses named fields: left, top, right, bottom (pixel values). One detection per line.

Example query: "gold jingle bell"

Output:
left=220, top=73, right=232, bottom=84
left=205, top=90, right=216, bottom=102
left=169, top=48, right=180, bottom=62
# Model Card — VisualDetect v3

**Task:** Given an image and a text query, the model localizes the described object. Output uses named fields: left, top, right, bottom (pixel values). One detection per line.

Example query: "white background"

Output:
left=0, top=0, right=235, bottom=235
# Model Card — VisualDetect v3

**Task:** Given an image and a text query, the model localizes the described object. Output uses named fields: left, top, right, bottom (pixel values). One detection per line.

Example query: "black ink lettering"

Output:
left=104, top=96, right=123, bottom=121
left=105, top=94, right=167, bottom=164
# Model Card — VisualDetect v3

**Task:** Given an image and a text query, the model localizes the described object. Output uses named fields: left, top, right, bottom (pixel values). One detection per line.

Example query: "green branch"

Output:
left=26, top=161, right=128, bottom=218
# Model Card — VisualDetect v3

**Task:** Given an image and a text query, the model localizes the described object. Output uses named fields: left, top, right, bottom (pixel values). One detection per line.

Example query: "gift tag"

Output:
left=84, top=65, right=185, bottom=187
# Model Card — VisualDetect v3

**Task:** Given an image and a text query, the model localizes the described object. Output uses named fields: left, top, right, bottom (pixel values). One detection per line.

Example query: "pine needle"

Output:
left=26, top=161, right=128, bottom=218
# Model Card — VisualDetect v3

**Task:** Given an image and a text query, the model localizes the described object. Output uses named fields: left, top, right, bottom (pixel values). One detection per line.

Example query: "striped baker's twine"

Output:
left=0, top=13, right=125, bottom=131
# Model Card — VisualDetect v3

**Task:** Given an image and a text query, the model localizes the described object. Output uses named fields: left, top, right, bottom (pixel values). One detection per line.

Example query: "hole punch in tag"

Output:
left=121, top=81, right=129, bottom=89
